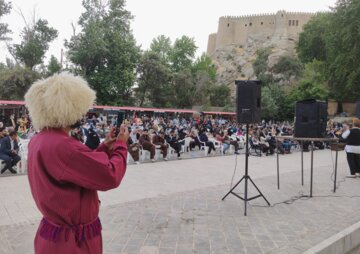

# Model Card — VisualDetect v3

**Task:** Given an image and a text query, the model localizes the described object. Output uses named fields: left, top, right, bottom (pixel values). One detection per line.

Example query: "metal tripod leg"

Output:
left=248, top=176, right=271, bottom=206
left=222, top=123, right=270, bottom=216
left=222, top=176, right=245, bottom=201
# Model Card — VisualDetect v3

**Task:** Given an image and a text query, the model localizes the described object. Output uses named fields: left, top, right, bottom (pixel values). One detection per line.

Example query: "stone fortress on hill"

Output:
left=205, top=11, right=315, bottom=102
left=207, top=10, right=314, bottom=55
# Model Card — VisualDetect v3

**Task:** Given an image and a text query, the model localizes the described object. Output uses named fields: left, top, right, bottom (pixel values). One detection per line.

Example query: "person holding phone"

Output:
left=25, top=72, right=129, bottom=254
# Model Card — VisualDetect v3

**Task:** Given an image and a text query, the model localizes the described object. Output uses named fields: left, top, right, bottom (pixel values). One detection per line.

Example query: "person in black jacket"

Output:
left=166, top=130, right=183, bottom=159
left=85, top=126, right=100, bottom=150
left=341, top=119, right=360, bottom=178
left=0, top=130, right=21, bottom=174
left=198, top=130, right=216, bottom=155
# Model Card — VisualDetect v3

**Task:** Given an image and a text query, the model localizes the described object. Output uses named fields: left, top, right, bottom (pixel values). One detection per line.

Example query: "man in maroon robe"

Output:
left=25, top=72, right=129, bottom=254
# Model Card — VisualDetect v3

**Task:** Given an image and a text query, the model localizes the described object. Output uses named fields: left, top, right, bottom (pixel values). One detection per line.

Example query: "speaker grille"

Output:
left=294, top=99, right=328, bottom=138
left=235, top=80, right=261, bottom=123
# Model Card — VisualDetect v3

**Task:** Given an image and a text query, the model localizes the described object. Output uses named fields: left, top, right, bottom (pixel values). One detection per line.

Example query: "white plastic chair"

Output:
left=209, top=138, right=224, bottom=156
left=183, top=137, right=192, bottom=153
left=0, top=159, right=5, bottom=172
left=140, top=148, right=151, bottom=162
left=197, top=136, right=209, bottom=156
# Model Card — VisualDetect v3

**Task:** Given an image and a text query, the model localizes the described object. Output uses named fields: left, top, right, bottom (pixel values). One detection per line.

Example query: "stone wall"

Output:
left=208, top=10, right=314, bottom=55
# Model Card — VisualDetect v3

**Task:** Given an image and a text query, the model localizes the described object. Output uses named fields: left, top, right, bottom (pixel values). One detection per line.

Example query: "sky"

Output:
left=0, top=0, right=337, bottom=64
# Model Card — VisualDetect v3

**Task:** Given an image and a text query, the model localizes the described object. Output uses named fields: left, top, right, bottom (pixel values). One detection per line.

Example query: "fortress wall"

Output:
left=209, top=11, right=315, bottom=54
left=274, top=10, right=289, bottom=37
left=215, top=17, right=236, bottom=50
left=233, top=15, right=277, bottom=45
left=207, top=33, right=217, bottom=55
left=285, top=12, right=314, bottom=38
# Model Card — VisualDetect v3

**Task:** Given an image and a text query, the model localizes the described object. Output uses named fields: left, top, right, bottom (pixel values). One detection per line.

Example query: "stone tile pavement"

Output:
left=0, top=149, right=360, bottom=253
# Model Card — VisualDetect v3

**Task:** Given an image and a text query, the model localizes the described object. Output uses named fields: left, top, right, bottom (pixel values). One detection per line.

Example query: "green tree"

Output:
left=297, top=0, right=360, bottom=101
left=253, top=47, right=272, bottom=82
left=190, top=53, right=217, bottom=105
left=46, top=55, right=61, bottom=76
left=210, top=85, right=231, bottom=107
left=325, top=0, right=360, bottom=100
left=192, top=53, right=216, bottom=81
left=0, top=0, right=11, bottom=41
left=261, top=85, right=279, bottom=120
left=137, top=35, right=216, bottom=109
left=297, top=13, right=331, bottom=63
left=288, top=61, right=329, bottom=104
left=0, top=65, right=40, bottom=100
left=149, top=35, right=172, bottom=63
left=135, top=51, right=172, bottom=107
left=192, top=70, right=215, bottom=106
left=172, top=69, right=196, bottom=108
left=170, top=35, right=197, bottom=72
left=289, top=81, right=328, bottom=103
left=9, top=19, right=58, bottom=70
left=65, top=0, right=140, bottom=105
left=272, top=56, right=303, bottom=79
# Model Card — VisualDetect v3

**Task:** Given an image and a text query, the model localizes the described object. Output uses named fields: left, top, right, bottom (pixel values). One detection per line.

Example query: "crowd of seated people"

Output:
left=64, top=115, right=341, bottom=163
left=0, top=112, right=349, bottom=168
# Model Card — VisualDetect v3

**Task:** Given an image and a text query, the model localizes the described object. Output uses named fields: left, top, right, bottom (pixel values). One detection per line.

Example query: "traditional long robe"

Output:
left=27, top=128, right=127, bottom=254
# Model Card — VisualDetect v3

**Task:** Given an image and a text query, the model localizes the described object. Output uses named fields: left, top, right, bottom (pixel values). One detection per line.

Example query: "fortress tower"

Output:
left=207, top=10, right=314, bottom=55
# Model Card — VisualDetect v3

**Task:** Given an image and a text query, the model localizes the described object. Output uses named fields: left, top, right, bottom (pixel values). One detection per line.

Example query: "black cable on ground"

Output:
left=251, top=191, right=360, bottom=208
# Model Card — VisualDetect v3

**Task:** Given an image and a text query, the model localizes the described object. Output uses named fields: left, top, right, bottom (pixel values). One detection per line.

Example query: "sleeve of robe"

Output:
left=59, top=140, right=128, bottom=191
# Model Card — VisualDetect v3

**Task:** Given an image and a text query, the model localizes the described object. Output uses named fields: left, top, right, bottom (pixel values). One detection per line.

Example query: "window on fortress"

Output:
left=245, top=24, right=247, bottom=27
left=249, top=22, right=252, bottom=26
left=261, top=22, right=263, bottom=25
left=227, top=23, right=230, bottom=27
left=292, top=20, right=295, bottom=26
left=289, top=20, right=291, bottom=26
left=296, top=20, right=299, bottom=26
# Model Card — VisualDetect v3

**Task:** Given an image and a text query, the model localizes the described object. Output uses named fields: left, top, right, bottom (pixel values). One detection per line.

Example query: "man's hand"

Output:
left=104, top=128, right=117, bottom=150
left=117, top=125, right=129, bottom=143
left=104, top=125, right=129, bottom=150
left=11, top=149, right=17, bottom=154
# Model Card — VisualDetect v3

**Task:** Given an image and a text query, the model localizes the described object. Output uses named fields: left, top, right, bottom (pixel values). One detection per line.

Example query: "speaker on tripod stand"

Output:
left=294, top=99, right=327, bottom=138
left=222, top=80, right=270, bottom=216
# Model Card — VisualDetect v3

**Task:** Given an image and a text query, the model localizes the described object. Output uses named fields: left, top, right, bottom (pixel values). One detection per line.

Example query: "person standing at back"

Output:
left=342, top=119, right=360, bottom=178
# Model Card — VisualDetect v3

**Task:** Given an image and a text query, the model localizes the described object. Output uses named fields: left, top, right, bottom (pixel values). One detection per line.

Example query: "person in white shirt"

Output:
left=341, top=119, right=360, bottom=178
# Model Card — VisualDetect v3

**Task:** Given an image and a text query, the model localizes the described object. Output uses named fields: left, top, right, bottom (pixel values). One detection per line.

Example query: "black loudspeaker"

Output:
left=294, top=99, right=328, bottom=138
left=356, top=100, right=360, bottom=118
left=235, top=80, right=261, bottom=123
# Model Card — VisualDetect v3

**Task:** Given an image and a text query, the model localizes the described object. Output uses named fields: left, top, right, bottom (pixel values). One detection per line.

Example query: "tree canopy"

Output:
left=9, top=19, right=58, bottom=70
left=297, top=0, right=360, bottom=101
left=0, top=0, right=11, bottom=41
left=65, top=0, right=140, bottom=106
left=0, top=63, right=40, bottom=100
left=134, top=35, right=221, bottom=109
left=46, top=55, right=62, bottom=76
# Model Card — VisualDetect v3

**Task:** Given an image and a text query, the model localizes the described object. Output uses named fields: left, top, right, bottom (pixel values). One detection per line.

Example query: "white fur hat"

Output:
left=25, top=72, right=96, bottom=130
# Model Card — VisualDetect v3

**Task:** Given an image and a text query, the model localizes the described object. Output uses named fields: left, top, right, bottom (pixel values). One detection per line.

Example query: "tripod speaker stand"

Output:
left=222, top=123, right=271, bottom=216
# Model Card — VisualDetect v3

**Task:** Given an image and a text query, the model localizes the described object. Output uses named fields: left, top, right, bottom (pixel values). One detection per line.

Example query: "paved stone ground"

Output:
left=0, top=149, right=359, bottom=254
